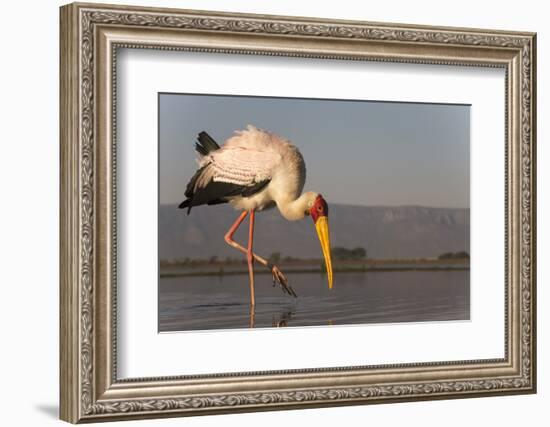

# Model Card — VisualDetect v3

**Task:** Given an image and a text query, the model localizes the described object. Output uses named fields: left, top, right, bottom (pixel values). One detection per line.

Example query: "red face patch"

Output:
left=310, top=195, right=329, bottom=223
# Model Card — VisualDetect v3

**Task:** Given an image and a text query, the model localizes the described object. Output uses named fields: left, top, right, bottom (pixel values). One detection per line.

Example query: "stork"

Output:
left=179, top=125, right=333, bottom=307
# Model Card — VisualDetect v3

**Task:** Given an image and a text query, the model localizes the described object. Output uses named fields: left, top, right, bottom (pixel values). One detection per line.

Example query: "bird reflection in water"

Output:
left=247, top=305, right=296, bottom=328
left=249, top=304, right=255, bottom=328
left=272, top=310, right=294, bottom=328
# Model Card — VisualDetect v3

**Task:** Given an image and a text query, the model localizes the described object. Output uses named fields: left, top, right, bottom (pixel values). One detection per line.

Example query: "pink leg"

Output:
left=224, top=211, right=297, bottom=298
left=247, top=210, right=256, bottom=307
left=224, top=211, right=249, bottom=243
left=224, top=211, right=267, bottom=266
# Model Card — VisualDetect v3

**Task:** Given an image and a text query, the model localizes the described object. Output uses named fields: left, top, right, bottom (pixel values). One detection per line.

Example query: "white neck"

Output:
left=277, top=193, right=311, bottom=221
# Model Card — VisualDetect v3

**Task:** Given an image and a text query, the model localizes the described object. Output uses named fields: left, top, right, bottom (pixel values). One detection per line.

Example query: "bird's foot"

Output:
left=271, top=265, right=297, bottom=297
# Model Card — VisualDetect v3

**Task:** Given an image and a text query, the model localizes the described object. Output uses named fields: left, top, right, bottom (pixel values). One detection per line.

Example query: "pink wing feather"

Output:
left=198, top=125, right=284, bottom=186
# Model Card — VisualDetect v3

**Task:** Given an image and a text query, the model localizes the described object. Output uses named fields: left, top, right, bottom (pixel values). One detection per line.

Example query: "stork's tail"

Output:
left=195, top=131, right=220, bottom=156
left=178, top=199, right=191, bottom=213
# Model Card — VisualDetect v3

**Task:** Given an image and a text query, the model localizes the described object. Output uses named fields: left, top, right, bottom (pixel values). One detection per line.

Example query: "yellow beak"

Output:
left=315, top=216, right=334, bottom=289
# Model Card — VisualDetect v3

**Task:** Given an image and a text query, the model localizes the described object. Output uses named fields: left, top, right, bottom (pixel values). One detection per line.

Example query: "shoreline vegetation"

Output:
left=160, top=251, right=470, bottom=278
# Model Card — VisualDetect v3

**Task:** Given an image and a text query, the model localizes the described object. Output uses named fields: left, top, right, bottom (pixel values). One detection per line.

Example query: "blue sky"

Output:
left=159, top=93, right=470, bottom=208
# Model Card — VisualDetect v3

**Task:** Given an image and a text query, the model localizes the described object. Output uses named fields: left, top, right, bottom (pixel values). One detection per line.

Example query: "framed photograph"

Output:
left=60, top=2, right=537, bottom=423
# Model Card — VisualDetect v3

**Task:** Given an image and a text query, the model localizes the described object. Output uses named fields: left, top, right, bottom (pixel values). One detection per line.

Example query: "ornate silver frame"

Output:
left=60, top=2, right=537, bottom=423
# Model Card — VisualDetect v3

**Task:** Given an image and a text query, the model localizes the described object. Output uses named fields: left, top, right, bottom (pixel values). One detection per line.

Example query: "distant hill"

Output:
left=159, top=203, right=469, bottom=261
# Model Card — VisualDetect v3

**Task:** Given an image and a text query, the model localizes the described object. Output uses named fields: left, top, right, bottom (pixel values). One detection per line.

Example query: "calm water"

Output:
left=159, top=271, right=469, bottom=332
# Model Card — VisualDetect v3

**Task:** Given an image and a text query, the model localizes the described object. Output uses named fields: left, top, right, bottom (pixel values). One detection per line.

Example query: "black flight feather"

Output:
left=195, top=131, right=220, bottom=156
left=241, top=179, right=270, bottom=197
left=179, top=175, right=271, bottom=214
left=183, top=165, right=206, bottom=199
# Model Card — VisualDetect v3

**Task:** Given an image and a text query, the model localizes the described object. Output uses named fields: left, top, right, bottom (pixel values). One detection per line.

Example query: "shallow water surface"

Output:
left=159, top=270, right=469, bottom=332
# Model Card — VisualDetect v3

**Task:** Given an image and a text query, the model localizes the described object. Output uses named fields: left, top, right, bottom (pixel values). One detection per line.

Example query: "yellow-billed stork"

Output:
left=179, top=125, right=333, bottom=306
